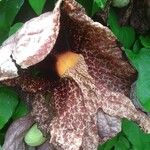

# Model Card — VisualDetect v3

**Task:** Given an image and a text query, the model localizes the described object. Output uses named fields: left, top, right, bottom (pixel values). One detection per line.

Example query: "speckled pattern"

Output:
left=48, top=0, right=150, bottom=149
left=50, top=78, right=88, bottom=150
left=1, top=0, right=150, bottom=150
left=57, top=54, right=150, bottom=150
left=2, top=75, right=51, bottom=93
left=32, top=93, right=56, bottom=134
left=0, top=0, right=62, bottom=80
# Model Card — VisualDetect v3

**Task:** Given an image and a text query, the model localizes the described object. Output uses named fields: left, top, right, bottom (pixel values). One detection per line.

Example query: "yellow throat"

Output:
left=56, top=51, right=80, bottom=76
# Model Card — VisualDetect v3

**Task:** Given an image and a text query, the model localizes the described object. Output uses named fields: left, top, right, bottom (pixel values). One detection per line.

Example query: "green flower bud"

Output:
left=24, top=124, right=46, bottom=147
left=112, top=0, right=130, bottom=8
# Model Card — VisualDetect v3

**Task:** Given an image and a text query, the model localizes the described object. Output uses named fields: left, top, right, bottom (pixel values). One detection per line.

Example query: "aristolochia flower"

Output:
left=1, top=0, right=150, bottom=150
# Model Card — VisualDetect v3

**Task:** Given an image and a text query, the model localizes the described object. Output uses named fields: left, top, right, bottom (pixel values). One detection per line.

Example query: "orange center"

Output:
left=56, top=51, right=80, bottom=76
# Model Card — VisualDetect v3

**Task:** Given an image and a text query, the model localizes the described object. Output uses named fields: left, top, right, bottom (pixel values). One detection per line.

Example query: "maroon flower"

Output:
left=1, top=0, right=150, bottom=150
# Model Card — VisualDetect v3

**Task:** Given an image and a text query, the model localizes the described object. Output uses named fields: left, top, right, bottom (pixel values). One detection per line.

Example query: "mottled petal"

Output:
left=1, top=1, right=150, bottom=150
left=2, top=74, right=51, bottom=93
left=50, top=78, right=87, bottom=150
left=32, top=93, right=56, bottom=134
left=62, top=0, right=136, bottom=80
left=0, top=41, right=18, bottom=81
left=0, top=0, right=62, bottom=80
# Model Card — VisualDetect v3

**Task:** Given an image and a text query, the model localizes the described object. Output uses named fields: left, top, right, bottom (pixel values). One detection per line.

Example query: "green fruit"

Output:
left=24, top=124, right=46, bottom=147
left=112, top=0, right=130, bottom=8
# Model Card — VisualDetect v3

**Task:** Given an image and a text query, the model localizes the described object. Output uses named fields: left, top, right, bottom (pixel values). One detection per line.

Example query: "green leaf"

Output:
left=122, top=118, right=142, bottom=149
left=0, top=86, right=19, bottom=129
left=130, top=146, right=138, bottom=150
left=118, top=136, right=130, bottom=149
left=98, top=136, right=118, bottom=150
left=108, top=8, right=135, bottom=48
left=140, top=132, right=150, bottom=143
left=114, top=140, right=127, bottom=150
left=125, top=48, right=150, bottom=111
left=9, top=22, right=23, bottom=36
left=98, top=119, right=150, bottom=149
left=12, top=100, right=29, bottom=120
left=132, top=39, right=142, bottom=53
left=0, top=0, right=24, bottom=44
left=76, top=0, right=93, bottom=16
left=140, top=34, right=150, bottom=49
left=91, top=0, right=107, bottom=16
left=138, top=132, right=150, bottom=149
left=0, top=132, right=5, bottom=145
left=28, top=0, right=46, bottom=15
left=77, top=0, right=107, bottom=16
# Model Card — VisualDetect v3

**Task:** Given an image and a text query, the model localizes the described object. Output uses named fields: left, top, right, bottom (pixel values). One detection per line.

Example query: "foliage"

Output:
left=9, top=22, right=23, bottom=36
left=0, top=86, right=19, bottom=129
left=140, top=34, right=150, bottom=49
left=12, top=100, right=29, bottom=120
left=77, top=0, right=107, bottom=16
left=98, top=118, right=150, bottom=150
left=107, top=8, right=135, bottom=49
left=125, top=48, right=150, bottom=111
left=0, top=0, right=24, bottom=44
left=0, top=86, right=29, bottom=145
left=28, top=0, right=46, bottom=15
left=91, top=0, right=107, bottom=15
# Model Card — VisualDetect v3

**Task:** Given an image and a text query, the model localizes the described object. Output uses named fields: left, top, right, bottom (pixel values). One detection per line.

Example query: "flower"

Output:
left=1, top=0, right=150, bottom=150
